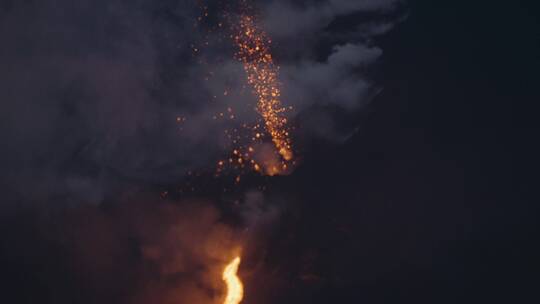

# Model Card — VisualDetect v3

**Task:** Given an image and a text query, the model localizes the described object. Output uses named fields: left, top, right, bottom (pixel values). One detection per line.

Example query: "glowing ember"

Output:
left=223, top=256, right=244, bottom=304
left=191, top=5, right=297, bottom=180
left=234, top=15, right=294, bottom=163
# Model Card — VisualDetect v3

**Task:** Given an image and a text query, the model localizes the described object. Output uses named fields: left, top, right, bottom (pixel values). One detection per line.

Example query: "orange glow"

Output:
left=223, top=256, right=243, bottom=304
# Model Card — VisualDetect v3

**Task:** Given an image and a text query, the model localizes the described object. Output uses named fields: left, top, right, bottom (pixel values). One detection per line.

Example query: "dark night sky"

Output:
left=272, top=1, right=537, bottom=303
left=0, top=0, right=537, bottom=303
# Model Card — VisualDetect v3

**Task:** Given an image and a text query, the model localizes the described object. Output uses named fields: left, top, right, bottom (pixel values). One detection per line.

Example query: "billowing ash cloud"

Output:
left=260, top=0, right=403, bottom=140
left=262, top=0, right=398, bottom=38
left=0, top=0, right=401, bottom=204
left=0, top=0, right=404, bottom=303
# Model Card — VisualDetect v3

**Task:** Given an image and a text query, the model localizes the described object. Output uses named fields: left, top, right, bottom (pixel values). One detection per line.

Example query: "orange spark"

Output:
left=223, top=256, right=244, bottom=304
left=234, top=15, right=294, bottom=162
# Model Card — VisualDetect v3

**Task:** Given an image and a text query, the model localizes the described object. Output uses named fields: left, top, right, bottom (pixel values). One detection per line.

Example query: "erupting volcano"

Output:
left=0, top=0, right=422, bottom=303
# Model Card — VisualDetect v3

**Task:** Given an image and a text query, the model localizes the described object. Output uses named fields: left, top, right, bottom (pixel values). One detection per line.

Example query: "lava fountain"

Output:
left=234, top=15, right=294, bottom=164
left=223, top=256, right=244, bottom=304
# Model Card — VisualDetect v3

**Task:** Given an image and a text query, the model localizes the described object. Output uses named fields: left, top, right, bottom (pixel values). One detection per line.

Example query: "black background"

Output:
left=249, top=0, right=538, bottom=303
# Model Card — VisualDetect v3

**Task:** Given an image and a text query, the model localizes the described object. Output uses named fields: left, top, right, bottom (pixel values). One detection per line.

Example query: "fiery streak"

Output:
left=234, top=15, right=294, bottom=162
left=223, top=256, right=244, bottom=304
left=192, top=6, right=296, bottom=179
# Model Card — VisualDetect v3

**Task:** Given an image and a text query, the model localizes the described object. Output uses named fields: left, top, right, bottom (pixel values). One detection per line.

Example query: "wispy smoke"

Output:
left=0, top=0, right=401, bottom=203
left=0, top=0, right=403, bottom=302
left=261, top=0, right=403, bottom=140
left=262, top=0, right=398, bottom=38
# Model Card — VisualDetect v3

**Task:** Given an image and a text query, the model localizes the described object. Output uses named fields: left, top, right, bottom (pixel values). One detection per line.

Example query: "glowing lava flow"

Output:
left=223, top=257, right=244, bottom=304
left=234, top=15, right=294, bottom=163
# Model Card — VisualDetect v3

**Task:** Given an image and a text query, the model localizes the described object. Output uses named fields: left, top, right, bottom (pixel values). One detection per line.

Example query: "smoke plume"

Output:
left=1, top=0, right=401, bottom=200
left=0, top=0, right=403, bottom=303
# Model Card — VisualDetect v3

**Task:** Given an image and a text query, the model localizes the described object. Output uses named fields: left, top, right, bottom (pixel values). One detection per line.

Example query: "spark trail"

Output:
left=234, top=14, right=294, bottom=165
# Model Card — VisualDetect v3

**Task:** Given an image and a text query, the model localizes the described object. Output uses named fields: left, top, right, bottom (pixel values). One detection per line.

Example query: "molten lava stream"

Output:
left=223, top=257, right=244, bottom=304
